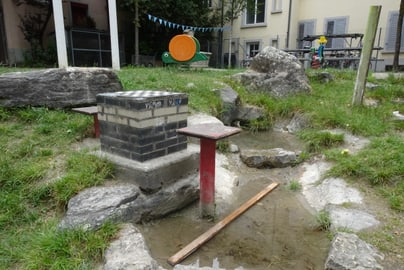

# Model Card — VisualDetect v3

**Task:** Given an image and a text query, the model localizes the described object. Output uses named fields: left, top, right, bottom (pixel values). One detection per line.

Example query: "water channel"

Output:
left=138, top=130, right=331, bottom=269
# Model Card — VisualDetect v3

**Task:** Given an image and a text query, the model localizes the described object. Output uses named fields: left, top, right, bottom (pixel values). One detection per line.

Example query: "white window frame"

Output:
left=244, top=0, right=266, bottom=26
left=271, top=0, right=282, bottom=14
left=245, top=40, right=261, bottom=59
left=385, top=11, right=404, bottom=52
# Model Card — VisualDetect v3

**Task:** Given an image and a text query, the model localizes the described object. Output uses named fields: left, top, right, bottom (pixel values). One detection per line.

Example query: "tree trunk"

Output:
left=393, top=0, right=404, bottom=71
left=134, top=0, right=140, bottom=66
left=227, top=21, right=233, bottom=69
left=40, top=4, right=53, bottom=49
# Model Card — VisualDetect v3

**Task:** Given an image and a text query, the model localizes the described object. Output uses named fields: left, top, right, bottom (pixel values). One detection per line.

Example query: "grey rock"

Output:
left=215, top=86, right=240, bottom=125
left=311, top=72, right=335, bottom=83
left=393, top=111, right=404, bottom=121
left=104, top=224, right=163, bottom=270
left=235, top=105, right=266, bottom=122
left=239, top=148, right=299, bottom=168
left=325, top=232, right=384, bottom=270
left=366, top=82, right=379, bottom=90
left=326, top=205, right=380, bottom=232
left=302, top=177, right=363, bottom=211
left=58, top=184, right=140, bottom=231
left=286, top=113, right=311, bottom=133
left=215, top=86, right=266, bottom=126
left=232, top=46, right=311, bottom=98
left=229, top=143, right=240, bottom=153
left=58, top=175, right=199, bottom=231
left=99, top=146, right=200, bottom=194
left=0, top=67, right=122, bottom=108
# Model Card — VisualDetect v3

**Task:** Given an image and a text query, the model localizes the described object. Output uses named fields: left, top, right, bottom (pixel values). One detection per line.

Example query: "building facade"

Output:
left=0, top=0, right=110, bottom=66
left=221, top=0, right=403, bottom=71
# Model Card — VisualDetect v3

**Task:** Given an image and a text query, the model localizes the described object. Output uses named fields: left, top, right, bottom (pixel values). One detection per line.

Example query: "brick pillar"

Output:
left=97, top=90, right=188, bottom=162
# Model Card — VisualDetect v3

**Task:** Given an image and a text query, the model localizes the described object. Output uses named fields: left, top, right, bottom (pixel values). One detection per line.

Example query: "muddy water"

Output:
left=138, top=131, right=331, bottom=269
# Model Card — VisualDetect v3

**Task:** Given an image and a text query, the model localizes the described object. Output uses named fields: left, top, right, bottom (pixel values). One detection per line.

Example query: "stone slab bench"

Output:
left=72, top=106, right=99, bottom=138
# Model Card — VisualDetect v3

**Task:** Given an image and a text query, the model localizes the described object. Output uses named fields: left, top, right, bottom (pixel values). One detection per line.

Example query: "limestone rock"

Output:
left=0, top=67, right=122, bottom=108
left=235, top=105, right=266, bottom=123
left=286, top=113, right=311, bottom=133
left=58, top=184, right=140, bottom=231
left=104, top=224, right=163, bottom=270
left=326, top=205, right=380, bottom=232
left=302, top=177, right=363, bottom=211
left=214, top=86, right=240, bottom=125
left=232, top=46, right=311, bottom=98
left=58, top=175, right=199, bottom=231
left=239, top=148, right=299, bottom=168
left=325, top=232, right=384, bottom=270
left=215, top=86, right=266, bottom=126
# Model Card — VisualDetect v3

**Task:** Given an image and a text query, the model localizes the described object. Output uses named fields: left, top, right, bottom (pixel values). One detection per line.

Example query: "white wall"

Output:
left=224, top=0, right=403, bottom=70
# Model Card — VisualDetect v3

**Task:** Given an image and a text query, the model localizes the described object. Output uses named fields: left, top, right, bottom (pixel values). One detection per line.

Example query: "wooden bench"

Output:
left=71, top=106, right=100, bottom=138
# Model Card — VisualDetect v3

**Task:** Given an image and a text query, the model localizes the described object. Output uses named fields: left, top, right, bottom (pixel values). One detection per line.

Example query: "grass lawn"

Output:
left=0, top=66, right=403, bottom=269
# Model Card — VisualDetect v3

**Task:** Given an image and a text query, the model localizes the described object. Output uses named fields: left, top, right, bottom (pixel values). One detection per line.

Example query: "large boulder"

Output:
left=214, top=86, right=266, bottom=126
left=58, top=175, right=199, bottom=231
left=325, top=232, right=384, bottom=270
left=232, top=46, right=311, bottom=98
left=0, top=67, right=122, bottom=108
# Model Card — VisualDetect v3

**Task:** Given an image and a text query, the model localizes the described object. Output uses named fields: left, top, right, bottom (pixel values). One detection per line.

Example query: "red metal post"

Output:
left=199, top=138, right=216, bottom=218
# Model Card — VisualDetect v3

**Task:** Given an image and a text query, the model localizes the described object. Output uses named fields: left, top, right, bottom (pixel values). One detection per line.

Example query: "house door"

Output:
left=0, top=7, right=7, bottom=65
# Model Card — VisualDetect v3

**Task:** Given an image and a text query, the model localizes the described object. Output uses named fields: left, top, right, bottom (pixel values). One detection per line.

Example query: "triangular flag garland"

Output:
left=147, top=14, right=229, bottom=32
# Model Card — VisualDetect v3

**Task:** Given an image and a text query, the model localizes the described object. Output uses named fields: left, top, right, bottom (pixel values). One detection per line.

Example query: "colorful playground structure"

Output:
left=162, top=34, right=208, bottom=64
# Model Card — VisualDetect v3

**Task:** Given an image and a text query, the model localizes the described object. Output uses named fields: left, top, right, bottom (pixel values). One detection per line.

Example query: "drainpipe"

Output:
left=286, top=0, right=292, bottom=49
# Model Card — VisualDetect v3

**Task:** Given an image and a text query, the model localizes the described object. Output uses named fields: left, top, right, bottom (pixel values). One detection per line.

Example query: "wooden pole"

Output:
left=167, top=182, right=279, bottom=266
left=352, top=5, right=381, bottom=106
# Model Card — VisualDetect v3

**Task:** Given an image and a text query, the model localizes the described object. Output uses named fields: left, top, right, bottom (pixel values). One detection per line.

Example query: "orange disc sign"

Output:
left=169, top=34, right=197, bottom=62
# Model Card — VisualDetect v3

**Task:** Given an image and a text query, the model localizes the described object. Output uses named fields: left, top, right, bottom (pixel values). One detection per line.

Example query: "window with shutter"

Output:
left=298, top=20, right=315, bottom=48
left=385, top=11, right=404, bottom=52
left=325, top=17, right=347, bottom=49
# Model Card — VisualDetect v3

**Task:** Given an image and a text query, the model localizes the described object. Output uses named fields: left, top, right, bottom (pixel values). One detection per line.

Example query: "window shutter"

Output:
left=386, top=12, right=404, bottom=51
left=298, top=23, right=305, bottom=48
left=333, top=18, right=346, bottom=48
left=304, top=21, right=315, bottom=48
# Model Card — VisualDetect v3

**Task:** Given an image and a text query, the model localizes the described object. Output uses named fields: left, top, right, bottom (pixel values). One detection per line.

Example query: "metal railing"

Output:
left=67, top=28, right=124, bottom=67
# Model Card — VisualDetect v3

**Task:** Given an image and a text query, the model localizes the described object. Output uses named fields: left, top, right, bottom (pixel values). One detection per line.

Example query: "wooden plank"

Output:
left=167, top=182, right=279, bottom=266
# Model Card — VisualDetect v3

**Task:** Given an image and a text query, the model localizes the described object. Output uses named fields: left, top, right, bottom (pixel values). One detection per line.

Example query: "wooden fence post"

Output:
left=352, top=5, right=382, bottom=106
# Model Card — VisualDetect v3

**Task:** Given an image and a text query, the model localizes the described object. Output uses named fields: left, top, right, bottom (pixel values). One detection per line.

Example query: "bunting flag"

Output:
left=147, top=14, right=229, bottom=32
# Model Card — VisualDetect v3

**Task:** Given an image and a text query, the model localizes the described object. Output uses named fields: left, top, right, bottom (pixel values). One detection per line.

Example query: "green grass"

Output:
left=1, top=67, right=403, bottom=268
left=0, top=107, right=116, bottom=269
left=118, top=66, right=238, bottom=115
left=315, top=210, right=331, bottom=231
left=326, top=135, right=404, bottom=211
left=287, top=180, right=302, bottom=191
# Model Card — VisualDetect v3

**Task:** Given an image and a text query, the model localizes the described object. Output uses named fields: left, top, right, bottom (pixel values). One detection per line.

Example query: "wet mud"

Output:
left=138, top=131, right=331, bottom=269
